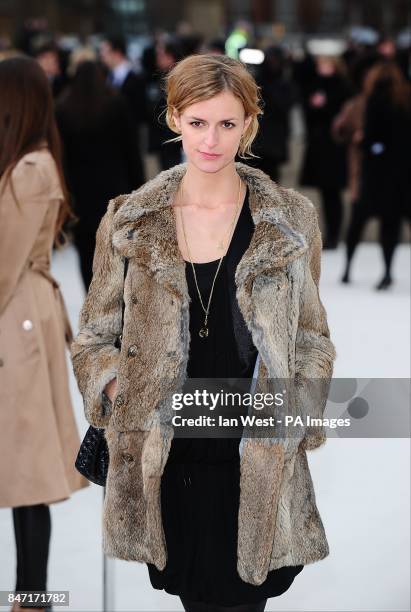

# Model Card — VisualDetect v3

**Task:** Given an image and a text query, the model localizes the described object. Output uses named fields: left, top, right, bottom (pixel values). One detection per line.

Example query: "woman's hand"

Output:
left=104, top=378, right=118, bottom=402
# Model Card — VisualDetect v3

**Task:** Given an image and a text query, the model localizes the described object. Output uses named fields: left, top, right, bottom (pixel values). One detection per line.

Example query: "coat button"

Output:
left=122, top=453, right=134, bottom=464
left=127, top=345, right=138, bottom=357
left=115, top=394, right=124, bottom=407
left=131, top=295, right=138, bottom=304
left=22, top=320, right=33, bottom=331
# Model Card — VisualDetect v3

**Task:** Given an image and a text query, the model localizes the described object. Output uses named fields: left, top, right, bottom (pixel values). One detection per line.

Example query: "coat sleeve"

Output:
left=0, top=160, right=50, bottom=316
left=294, top=209, right=337, bottom=451
left=70, top=197, right=125, bottom=428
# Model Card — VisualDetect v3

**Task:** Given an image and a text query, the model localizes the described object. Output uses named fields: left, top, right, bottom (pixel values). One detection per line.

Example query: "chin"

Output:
left=187, top=154, right=233, bottom=174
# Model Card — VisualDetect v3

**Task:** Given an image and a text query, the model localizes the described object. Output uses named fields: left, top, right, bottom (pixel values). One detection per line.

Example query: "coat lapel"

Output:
left=112, top=162, right=308, bottom=304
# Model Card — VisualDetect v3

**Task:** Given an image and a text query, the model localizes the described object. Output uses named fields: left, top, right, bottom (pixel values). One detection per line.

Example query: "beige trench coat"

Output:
left=71, top=162, right=337, bottom=586
left=0, top=147, right=89, bottom=507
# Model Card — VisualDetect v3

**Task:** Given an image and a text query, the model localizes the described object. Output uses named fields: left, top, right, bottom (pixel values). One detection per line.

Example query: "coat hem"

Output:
left=0, top=479, right=89, bottom=508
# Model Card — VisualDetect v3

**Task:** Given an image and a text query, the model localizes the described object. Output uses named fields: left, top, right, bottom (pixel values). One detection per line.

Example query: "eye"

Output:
left=190, top=121, right=203, bottom=127
left=222, top=121, right=235, bottom=129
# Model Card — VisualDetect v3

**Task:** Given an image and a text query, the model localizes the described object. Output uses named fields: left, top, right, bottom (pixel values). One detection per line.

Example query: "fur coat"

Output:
left=71, top=161, right=337, bottom=586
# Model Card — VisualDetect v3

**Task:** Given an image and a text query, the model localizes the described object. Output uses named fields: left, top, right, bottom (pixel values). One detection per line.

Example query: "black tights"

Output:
left=180, top=597, right=267, bottom=612
left=12, top=503, right=52, bottom=608
left=343, top=199, right=403, bottom=280
left=320, top=187, right=344, bottom=246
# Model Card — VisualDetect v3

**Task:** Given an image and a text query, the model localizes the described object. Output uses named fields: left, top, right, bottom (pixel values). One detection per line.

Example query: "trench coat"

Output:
left=0, top=147, right=89, bottom=507
left=71, top=162, right=337, bottom=586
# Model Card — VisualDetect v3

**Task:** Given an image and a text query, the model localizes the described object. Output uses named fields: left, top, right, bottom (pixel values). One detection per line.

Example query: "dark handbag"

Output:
left=75, top=257, right=128, bottom=486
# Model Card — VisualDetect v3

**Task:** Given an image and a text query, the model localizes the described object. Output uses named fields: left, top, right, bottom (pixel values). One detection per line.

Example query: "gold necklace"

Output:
left=178, top=175, right=243, bottom=338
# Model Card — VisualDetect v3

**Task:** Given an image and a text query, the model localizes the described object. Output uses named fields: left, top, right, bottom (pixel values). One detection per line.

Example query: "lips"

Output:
left=199, top=151, right=222, bottom=159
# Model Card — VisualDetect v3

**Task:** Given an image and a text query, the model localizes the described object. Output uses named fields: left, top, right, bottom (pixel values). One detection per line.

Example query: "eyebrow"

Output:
left=186, top=116, right=239, bottom=121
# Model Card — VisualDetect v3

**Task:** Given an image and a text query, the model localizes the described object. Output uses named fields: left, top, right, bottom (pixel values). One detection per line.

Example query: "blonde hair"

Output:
left=162, top=53, right=263, bottom=159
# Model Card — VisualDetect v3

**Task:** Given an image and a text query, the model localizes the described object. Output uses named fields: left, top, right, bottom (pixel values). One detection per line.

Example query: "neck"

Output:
left=181, top=160, right=241, bottom=208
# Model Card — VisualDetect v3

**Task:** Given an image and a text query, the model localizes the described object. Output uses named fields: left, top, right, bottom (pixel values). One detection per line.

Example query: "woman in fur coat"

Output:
left=71, top=54, right=337, bottom=612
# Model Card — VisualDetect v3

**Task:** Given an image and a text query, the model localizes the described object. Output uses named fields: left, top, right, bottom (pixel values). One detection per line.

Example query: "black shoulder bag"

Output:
left=74, top=257, right=129, bottom=486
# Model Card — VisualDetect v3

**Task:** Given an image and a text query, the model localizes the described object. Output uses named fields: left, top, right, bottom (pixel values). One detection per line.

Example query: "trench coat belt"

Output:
left=28, top=259, right=73, bottom=347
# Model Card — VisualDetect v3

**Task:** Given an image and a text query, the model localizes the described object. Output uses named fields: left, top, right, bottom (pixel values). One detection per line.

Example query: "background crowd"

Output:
left=1, top=19, right=410, bottom=290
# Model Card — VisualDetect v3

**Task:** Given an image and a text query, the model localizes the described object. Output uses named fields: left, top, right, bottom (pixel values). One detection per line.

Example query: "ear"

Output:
left=172, top=108, right=181, bottom=132
left=242, top=115, right=252, bottom=135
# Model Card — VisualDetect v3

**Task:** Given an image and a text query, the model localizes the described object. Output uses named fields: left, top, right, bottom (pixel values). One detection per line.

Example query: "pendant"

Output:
left=199, top=327, right=209, bottom=338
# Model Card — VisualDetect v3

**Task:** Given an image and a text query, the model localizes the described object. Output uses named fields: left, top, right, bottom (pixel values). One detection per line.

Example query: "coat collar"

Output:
left=112, top=162, right=308, bottom=302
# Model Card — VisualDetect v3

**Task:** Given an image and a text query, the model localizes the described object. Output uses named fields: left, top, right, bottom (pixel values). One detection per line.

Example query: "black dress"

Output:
left=147, top=187, right=304, bottom=606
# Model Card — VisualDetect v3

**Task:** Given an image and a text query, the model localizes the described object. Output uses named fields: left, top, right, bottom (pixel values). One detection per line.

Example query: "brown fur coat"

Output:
left=71, top=162, right=337, bottom=586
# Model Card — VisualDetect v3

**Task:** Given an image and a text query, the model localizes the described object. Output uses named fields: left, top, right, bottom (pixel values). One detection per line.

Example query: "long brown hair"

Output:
left=0, top=55, right=74, bottom=248
left=363, top=60, right=411, bottom=111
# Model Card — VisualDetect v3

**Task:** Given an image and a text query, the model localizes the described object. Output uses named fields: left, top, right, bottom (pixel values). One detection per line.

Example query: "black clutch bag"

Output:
left=75, top=257, right=128, bottom=487
left=75, top=423, right=110, bottom=486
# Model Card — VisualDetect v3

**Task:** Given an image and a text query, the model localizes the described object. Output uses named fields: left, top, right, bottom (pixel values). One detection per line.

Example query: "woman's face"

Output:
left=172, top=90, right=252, bottom=173
left=316, top=56, right=336, bottom=76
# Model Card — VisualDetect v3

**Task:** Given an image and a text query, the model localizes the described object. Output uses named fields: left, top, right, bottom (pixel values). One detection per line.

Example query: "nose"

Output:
left=203, top=126, right=218, bottom=149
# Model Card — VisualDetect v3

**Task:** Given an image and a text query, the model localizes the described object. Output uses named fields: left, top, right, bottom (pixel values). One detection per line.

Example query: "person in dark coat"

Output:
left=99, top=34, right=146, bottom=184
left=144, top=38, right=185, bottom=170
left=34, top=42, right=68, bottom=99
left=341, top=60, right=411, bottom=290
left=99, top=34, right=147, bottom=129
left=246, top=46, right=298, bottom=182
left=298, top=55, right=351, bottom=248
left=332, top=54, right=378, bottom=219
left=55, top=60, right=145, bottom=291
